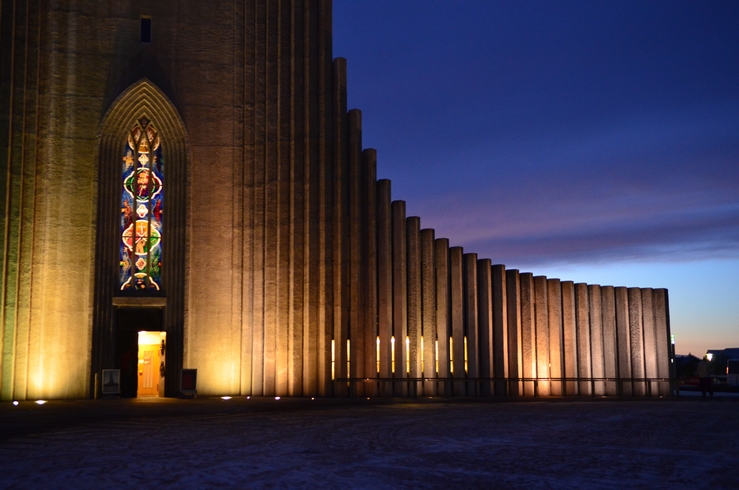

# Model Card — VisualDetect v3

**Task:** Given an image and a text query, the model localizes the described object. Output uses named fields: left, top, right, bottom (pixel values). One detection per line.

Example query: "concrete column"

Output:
left=477, top=260, right=494, bottom=396
left=348, top=109, right=364, bottom=394
left=589, top=285, right=605, bottom=396
left=519, top=273, right=536, bottom=396
left=628, top=287, right=646, bottom=396
left=449, top=247, right=465, bottom=396
left=547, top=279, right=563, bottom=396
left=363, top=149, right=378, bottom=396
left=615, top=287, right=632, bottom=396
left=600, top=286, right=618, bottom=396
left=376, top=180, right=392, bottom=396
left=653, top=289, right=671, bottom=396
left=492, top=265, right=509, bottom=396
left=575, top=283, right=591, bottom=396
left=391, top=201, right=407, bottom=396
left=331, top=58, right=348, bottom=397
left=506, top=270, right=522, bottom=396
left=421, top=229, right=436, bottom=396
left=641, top=288, right=658, bottom=396
left=463, top=253, right=479, bottom=396
left=407, top=216, right=422, bottom=395
left=561, top=282, right=578, bottom=395
left=435, top=239, right=450, bottom=396
left=533, top=276, right=550, bottom=396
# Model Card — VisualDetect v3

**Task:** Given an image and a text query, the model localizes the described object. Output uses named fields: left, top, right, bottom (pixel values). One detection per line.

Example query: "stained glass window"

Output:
left=120, top=117, right=163, bottom=291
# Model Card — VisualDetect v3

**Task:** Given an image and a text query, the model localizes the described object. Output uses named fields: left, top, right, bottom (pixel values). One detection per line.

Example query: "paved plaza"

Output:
left=1, top=395, right=737, bottom=489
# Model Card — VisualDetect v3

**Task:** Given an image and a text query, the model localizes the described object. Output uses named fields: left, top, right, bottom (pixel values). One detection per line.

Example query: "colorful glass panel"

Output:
left=120, top=117, right=163, bottom=291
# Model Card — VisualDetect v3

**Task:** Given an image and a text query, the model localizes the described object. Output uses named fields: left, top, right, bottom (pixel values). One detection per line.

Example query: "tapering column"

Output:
left=615, top=287, right=632, bottom=396
left=653, top=289, right=671, bottom=396
left=641, top=288, right=658, bottom=396
left=506, top=270, right=522, bottom=396
left=520, top=273, right=536, bottom=396
left=477, top=259, right=494, bottom=396
left=363, top=149, right=378, bottom=396
left=391, top=200, right=407, bottom=395
left=628, top=287, right=646, bottom=396
left=575, top=283, right=591, bottom=396
left=492, top=265, right=509, bottom=396
left=589, top=285, right=604, bottom=395
left=347, top=109, right=364, bottom=395
left=331, top=57, right=349, bottom=397
left=421, top=229, right=436, bottom=396
left=407, top=216, right=422, bottom=395
left=435, top=238, right=450, bottom=396
left=449, top=247, right=465, bottom=396
left=463, top=253, right=479, bottom=395
left=601, top=286, right=618, bottom=396
left=376, top=180, right=392, bottom=396
left=534, top=276, right=550, bottom=396
left=547, top=279, right=563, bottom=396
left=561, top=282, right=578, bottom=395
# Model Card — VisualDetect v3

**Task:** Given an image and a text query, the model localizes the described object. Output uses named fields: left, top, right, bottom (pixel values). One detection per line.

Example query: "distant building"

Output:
left=0, top=1, right=672, bottom=400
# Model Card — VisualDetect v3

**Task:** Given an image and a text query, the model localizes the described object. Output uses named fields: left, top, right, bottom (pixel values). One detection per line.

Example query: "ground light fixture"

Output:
left=35, top=400, right=47, bottom=405
left=221, top=396, right=232, bottom=400
left=13, top=401, right=19, bottom=406
left=275, top=396, right=280, bottom=400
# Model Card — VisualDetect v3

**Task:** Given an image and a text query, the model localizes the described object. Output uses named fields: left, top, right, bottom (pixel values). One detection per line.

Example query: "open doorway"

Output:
left=137, top=331, right=166, bottom=397
left=115, top=308, right=165, bottom=397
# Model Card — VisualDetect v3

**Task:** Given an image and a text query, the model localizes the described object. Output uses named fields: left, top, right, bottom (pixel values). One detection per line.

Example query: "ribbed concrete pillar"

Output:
left=547, top=279, right=563, bottom=396
left=628, top=287, right=646, bottom=396
left=506, top=270, right=522, bottom=396
left=347, top=109, right=364, bottom=394
left=601, top=286, right=618, bottom=396
left=463, top=253, right=479, bottom=395
left=376, top=180, right=392, bottom=396
left=589, top=285, right=605, bottom=395
left=421, top=229, right=436, bottom=396
left=653, top=289, right=671, bottom=396
left=492, top=265, right=509, bottom=396
left=561, top=282, right=578, bottom=395
left=641, top=288, right=658, bottom=396
left=363, top=149, right=378, bottom=395
left=449, top=247, right=465, bottom=396
left=615, top=287, right=632, bottom=396
left=435, top=238, right=450, bottom=396
left=519, top=272, right=536, bottom=396
left=477, top=260, right=494, bottom=396
left=575, top=283, right=591, bottom=396
left=331, top=57, right=348, bottom=397
left=407, top=216, right=422, bottom=395
left=533, top=276, right=550, bottom=396
left=391, top=201, right=407, bottom=395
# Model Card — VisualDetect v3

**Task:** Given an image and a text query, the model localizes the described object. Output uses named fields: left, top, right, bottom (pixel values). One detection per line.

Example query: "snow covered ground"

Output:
left=1, top=396, right=737, bottom=489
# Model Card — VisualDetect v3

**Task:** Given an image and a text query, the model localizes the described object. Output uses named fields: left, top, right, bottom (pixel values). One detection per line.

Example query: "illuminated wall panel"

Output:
left=534, top=276, right=550, bottom=396
left=589, top=285, right=605, bottom=396
left=547, top=279, right=563, bottom=396
left=575, top=283, right=591, bottom=396
left=561, top=281, right=578, bottom=395
left=601, top=286, right=619, bottom=396
left=421, top=229, right=437, bottom=396
left=477, top=260, right=493, bottom=396
left=492, top=265, right=509, bottom=396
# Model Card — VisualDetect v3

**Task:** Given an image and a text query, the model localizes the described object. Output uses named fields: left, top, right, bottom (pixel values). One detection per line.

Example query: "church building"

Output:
left=0, top=1, right=672, bottom=400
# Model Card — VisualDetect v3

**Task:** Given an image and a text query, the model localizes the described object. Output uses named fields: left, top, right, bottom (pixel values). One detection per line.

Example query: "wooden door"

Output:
left=137, top=344, right=161, bottom=396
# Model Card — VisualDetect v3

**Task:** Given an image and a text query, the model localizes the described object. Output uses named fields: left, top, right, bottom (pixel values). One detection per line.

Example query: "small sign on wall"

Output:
left=180, top=369, right=197, bottom=398
left=101, top=369, right=121, bottom=396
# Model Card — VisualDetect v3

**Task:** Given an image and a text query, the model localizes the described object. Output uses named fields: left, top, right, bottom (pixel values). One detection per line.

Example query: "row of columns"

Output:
left=340, top=178, right=672, bottom=397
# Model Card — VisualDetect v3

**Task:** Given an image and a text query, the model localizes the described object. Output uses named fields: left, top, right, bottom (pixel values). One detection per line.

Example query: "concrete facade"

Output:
left=0, top=1, right=672, bottom=400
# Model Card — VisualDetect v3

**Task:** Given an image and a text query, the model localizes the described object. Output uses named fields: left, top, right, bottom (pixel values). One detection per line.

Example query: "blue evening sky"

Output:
left=333, top=1, right=739, bottom=356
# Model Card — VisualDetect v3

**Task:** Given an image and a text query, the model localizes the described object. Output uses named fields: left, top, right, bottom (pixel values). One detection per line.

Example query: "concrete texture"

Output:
left=1, top=397, right=737, bottom=489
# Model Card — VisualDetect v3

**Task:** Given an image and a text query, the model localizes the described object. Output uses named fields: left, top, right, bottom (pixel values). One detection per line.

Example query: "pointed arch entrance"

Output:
left=91, top=79, right=188, bottom=397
